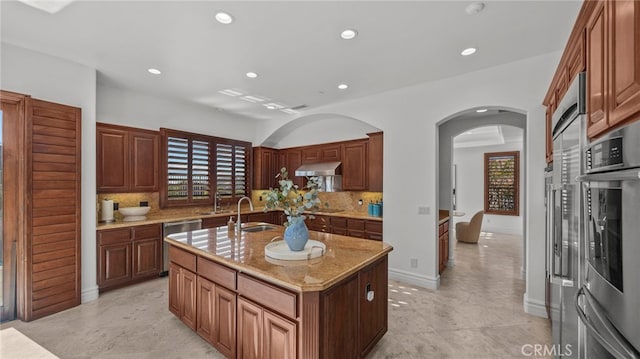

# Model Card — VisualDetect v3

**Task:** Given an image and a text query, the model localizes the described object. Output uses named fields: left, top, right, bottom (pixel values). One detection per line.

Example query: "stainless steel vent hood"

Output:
left=295, top=161, right=342, bottom=192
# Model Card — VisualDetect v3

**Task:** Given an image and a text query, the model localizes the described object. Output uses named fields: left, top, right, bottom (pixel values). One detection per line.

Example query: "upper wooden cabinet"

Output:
left=253, top=147, right=279, bottom=189
left=586, top=1, right=609, bottom=137
left=97, top=123, right=159, bottom=193
left=367, top=132, right=383, bottom=192
left=342, top=140, right=368, bottom=191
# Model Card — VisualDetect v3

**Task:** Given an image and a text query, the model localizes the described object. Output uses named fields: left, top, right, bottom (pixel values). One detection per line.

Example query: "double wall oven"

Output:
left=576, top=122, right=640, bottom=358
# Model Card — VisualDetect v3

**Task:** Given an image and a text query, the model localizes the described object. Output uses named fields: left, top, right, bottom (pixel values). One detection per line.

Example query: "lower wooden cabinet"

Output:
left=359, top=257, right=388, bottom=356
left=263, top=309, right=297, bottom=359
left=97, top=223, right=162, bottom=291
left=238, top=297, right=296, bottom=359
left=197, top=276, right=237, bottom=358
left=169, top=262, right=197, bottom=330
left=438, top=220, right=450, bottom=274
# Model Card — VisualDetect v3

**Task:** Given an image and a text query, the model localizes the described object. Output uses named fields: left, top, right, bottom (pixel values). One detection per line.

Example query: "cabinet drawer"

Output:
left=365, top=220, right=382, bottom=234
left=197, top=256, right=236, bottom=290
left=98, top=228, right=131, bottom=245
left=331, top=216, right=347, bottom=229
left=347, top=218, right=365, bottom=230
left=238, top=274, right=297, bottom=319
left=169, top=245, right=197, bottom=272
left=132, top=224, right=161, bottom=240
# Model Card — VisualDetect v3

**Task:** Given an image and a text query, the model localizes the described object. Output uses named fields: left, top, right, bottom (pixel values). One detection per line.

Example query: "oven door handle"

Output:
left=577, top=169, right=640, bottom=182
left=575, top=286, right=640, bottom=359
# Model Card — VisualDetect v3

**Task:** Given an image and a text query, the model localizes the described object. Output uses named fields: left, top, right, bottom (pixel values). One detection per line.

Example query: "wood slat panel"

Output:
left=32, top=134, right=75, bottom=147
left=32, top=248, right=76, bottom=264
left=32, top=281, right=76, bottom=301
left=32, top=231, right=76, bottom=246
left=32, top=239, right=76, bottom=255
left=33, top=189, right=76, bottom=199
left=33, top=198, right=76, bottom=209
left=32, top=171, right=76, bottom=181
left=33, top=206, right=76, bottom=218
left=32, top=223, right=76, bottom=236
left=32, top=106, right=76, bottom=121
left=32, top=125, right=75, bottom=139
left=31, top=298, right=79, bottom=320
left=32, top=213, right=76, bottom=227
left=32, top=290, right=77, bottom=311
left=32, top=143, right=76, bottom=155
left=32, top=273, right=76, bottom=292
left=32, top=162, right=76, bottom=173
left=33, top=256, right=76, bottom=273
left=32, top=180, right=76, bottom=190
left=32, top=153, right=75, bottom=164
left=32, top=116, right=76, bottom=130
left=31, top=264, right=76, bottom=282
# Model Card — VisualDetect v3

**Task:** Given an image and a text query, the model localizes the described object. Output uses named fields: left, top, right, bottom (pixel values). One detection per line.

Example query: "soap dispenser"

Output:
left=228, top=216, right=235, bottom=232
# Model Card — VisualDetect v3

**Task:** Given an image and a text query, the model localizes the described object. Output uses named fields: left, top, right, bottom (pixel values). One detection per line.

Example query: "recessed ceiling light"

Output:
left=246, top=72, right=258, bottom=78
left=465, top=2, right=486, bottom=15
left=340, top=29, right=358, bottom=40
left=476, top=108, right=488, bottom=113
left=461, top=47, right=477, bottom=56
left=338, top=84, right=349, bottom=90
left=148, top=68, right=161, bottom=75
left=215, top=12, right=234, bottom=24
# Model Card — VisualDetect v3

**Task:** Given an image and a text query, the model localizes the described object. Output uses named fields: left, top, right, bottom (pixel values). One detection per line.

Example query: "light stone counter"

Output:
left=165, top=224, right=393, bottom=292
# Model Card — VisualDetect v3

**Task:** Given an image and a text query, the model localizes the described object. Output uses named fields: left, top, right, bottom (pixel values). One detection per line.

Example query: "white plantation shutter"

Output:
left=215, top=142, right=251, bottom=203
left=167, top=137, right=189, bottom=201
left=216, top=143, right=234, bottom=199
left=192, top=140, right=210, bottom=200
left=234, top=145, right=248, bottom=197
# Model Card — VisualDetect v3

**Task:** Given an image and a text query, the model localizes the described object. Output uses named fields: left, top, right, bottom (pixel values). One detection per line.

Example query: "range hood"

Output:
left=295, top=161, right=342, bottom=192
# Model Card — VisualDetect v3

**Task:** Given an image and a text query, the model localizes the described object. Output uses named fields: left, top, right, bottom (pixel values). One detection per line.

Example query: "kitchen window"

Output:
left=484, top=151, right=519, bottom=216
left=160, top=128, right=251, bottom=208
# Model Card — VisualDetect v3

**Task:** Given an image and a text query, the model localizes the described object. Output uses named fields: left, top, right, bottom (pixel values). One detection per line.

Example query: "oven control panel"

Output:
left=586, top=137, right=623, bottom=172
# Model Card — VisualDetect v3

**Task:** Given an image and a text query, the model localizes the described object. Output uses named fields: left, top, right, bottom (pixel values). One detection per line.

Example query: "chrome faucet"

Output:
left=213, top=191, right=221, bottom=212
left=236, top=196, right=254, bottom=232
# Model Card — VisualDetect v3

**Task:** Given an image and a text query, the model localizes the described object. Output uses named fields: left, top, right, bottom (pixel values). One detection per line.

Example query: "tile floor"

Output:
left=2, top=231, right=550, bottom=358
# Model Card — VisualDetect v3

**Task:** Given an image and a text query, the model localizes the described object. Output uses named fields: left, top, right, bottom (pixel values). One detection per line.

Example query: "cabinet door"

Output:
left=214, top=285, right=237, bottom=358
left=97, top=126, right=129, bottom=192
left=202, top=216, right=229, bottom=229
left=181, top=269, right=197, bottom=331
left=367, top=132, right=383, bottom=192
left=342, top=141, right=368, bottom=190
left=238, top=298, right=263, bottom=359
left=169, top=263, right=181, bottom=317
left=608, top=0, right=640, bottom=127
left=130, top=131, right=159, bottom=191
left=253, top=147, right=279, bottom=189
left=197, top=276, right=215, bottom=343
left=301, top=146, right=322, bottom=163
left=359, top=257, right=388, bottom=356
left=321, top=144, right=341, bottom=162
left=439, top=234, right=447, bottom=273
left=586, top=1, right=609, bottom=138
left=322, top=275, right=358, bottom=358
left=285, top=150, right=304, bottom=189
left=247, top=212, right=273, bottom=224
left=99, top=242, right=131, bottom=288
left=545, top=103, right=554, bottom=164
left=132, top=238, right=160, bottom=279
left=263, top=310, right=296, bottom=359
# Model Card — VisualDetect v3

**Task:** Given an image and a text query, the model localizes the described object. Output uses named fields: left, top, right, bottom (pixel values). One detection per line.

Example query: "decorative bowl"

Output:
left=119, top=206, right=150, bottom=221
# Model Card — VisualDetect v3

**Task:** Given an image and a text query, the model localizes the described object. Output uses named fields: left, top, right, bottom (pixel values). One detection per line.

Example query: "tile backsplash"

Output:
left=251, top=190, right=382, bottom=214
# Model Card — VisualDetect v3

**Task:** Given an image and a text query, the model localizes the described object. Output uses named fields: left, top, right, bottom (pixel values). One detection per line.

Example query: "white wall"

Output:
left=258, top=51, right=559, bottom=317
left=453, top=140, right=524, bottom=235
left=1, top=43, right=99, bottom=303
left=97, top=82, right=259, bottom=143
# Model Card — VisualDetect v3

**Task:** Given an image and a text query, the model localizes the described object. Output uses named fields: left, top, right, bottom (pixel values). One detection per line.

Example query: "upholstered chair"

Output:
left=456, top=210, right=484, bottom=243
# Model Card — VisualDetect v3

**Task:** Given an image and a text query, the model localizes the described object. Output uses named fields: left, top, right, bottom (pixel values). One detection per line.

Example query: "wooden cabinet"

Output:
left=367, top=132, right=383, bottom=192
left=438, top=219, right=450, bottom=274
left=247, top=212, right=274, bottom=224
left=321, top=274, right=359, bottom=358
left=365, top=220, right=383, bottom=241
left=253, top=147, right=279, bottom=190
left=283, top=149, right=304, bottom=189
left=306, top=214, right=330, bottom=232
left=97, top=123, right=159, bottom=193
left=587, top=1, right=609, bottom=138
left=342, top=141, right=368, bottom=191
left=202, top=216, right=230, bottom=229
left=197, top=276, right=237, bottom=358
left=169, top=262, right=197, bottom=330
left=358, top=257, right=388, bottom=356
left=237, top=297, right=264, bottom=359
left=237, top=297, right=296, bottom=359
left=97, top=224, right=162, bottom=291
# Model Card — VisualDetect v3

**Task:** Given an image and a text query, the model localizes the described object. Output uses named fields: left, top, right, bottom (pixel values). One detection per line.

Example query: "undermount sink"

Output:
left=197, top=210, right=232, bottom=215
left=242, top=224, right=277, bottom=233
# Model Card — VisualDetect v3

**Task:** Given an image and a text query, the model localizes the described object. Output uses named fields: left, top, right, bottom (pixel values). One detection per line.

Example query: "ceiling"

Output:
left=453, top=124, right=523, bottom=149
left=1, top=1, right=582, bottom=121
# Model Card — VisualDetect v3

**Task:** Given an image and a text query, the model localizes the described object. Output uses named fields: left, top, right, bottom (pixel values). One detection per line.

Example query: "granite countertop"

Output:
left=165, top=224, right=393, bottom=292
left=97, top=207, right=382, bottom=231
left=438, top=210, right=450, bottom=225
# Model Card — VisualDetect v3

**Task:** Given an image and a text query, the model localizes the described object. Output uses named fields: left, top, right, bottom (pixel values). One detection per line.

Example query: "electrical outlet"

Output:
left=418, top=206, right=430, bottom=215
left=140, top=201, right=148, bottom=207
left=113, top=202, right=119, bottom=210
left=410, top=258, right=418, bottom=268
left=259, top=196, right=263, bottom=201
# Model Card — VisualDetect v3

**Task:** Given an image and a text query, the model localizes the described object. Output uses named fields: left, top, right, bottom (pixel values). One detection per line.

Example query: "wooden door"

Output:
left=181, top=268, right=197, bottom=330
left=132, top=238, right=160, bottom=279
left=130, top=130, right=159, bottom=192
left=359, top=257, right=388, bottom=357
left=608, top=0, right=640, bottom=127
left=97, top=124, right=129, bottom=192
left=26, top=98, right=81, bottom=321
left=342, top=141, right=368, bottom=190
left=196, top=276, right=215, bottom=343
left=99, top=242, right=131, bottom=288
left=263, top=310, right=296, bottom=359
left=586, top=1, right=609, bottom=138
left=237, top=297, right=263, bottom=359
left=214, top=285, right=237, bottom=358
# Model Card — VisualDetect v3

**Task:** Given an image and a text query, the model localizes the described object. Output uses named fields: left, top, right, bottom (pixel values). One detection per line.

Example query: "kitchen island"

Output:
left=165, top=223, right=393, bottom=359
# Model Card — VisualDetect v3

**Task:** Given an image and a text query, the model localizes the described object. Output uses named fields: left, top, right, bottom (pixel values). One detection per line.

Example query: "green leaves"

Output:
left=263, top=167, right=322, bottom=221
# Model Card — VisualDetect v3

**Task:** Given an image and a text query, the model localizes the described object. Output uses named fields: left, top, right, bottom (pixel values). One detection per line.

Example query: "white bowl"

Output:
left=119, top=206, right=150, bottom=221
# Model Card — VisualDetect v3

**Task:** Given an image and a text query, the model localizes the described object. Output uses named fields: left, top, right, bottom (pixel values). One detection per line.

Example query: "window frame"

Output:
left=484, top=151, right=519, bottom=216
left=159, top=128, right=252, bottom=208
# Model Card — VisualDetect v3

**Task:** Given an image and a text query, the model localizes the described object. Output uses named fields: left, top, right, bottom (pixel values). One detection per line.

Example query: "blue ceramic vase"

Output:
left=284, top=217, right=309, bottom=251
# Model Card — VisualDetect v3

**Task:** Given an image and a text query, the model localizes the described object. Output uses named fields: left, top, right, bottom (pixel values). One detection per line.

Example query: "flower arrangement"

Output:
left=263, top=167, right=325, bottom=226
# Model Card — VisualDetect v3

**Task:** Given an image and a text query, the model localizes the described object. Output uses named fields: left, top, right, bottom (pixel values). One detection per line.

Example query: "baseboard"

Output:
left=389, top=268, right=439, bottom=290
left=81, top=285, right=99, bottom=303
left=447, top=257, right=456, bottom=267
left=523, top=292, right=548, bottom=318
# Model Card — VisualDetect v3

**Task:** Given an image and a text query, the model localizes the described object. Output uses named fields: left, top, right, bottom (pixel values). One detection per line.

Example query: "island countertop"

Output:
left=165, top=224, right=393, bottom=293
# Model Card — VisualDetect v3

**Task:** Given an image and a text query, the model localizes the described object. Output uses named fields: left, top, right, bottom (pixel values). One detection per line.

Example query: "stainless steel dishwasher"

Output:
left=161, top=219, right=202, bottom=275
